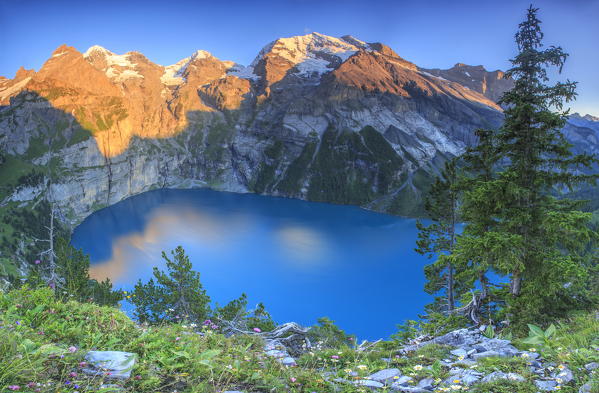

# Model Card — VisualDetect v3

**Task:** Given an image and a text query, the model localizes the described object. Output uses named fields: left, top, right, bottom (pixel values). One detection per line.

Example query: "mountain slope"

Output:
left=0, top=32, right=595, bottom=280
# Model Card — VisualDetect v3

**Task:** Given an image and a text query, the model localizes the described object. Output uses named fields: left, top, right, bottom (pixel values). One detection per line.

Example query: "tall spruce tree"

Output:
left=416, top=158, right=461, bottom=312
left=450, top=129, right=503, bottom=324
left=458, top=6, right=598, bottom=327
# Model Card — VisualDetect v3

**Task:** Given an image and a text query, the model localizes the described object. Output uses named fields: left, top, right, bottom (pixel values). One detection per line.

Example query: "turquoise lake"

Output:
left=71, top=188, right=431, bottom=340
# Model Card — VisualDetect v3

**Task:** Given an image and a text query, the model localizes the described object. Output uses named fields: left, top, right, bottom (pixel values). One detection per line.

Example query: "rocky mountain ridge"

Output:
left=0, top=32, right=596, bottom=240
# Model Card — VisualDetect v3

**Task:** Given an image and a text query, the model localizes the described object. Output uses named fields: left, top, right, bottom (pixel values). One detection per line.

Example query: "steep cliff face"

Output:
left=1, top=33, right=509, bottom=233
left=1, top=32, right=598, bottom=281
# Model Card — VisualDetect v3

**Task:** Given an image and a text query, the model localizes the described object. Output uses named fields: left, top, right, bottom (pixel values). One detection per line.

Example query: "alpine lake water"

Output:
left=71, top=188, right=431, bottom=341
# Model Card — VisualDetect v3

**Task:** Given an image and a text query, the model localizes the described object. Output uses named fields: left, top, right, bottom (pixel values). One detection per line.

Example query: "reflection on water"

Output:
left=72, top=188, right=429, bottom=340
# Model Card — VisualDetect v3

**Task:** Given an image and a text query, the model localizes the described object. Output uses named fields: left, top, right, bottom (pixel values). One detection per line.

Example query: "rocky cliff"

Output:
left=0, top=33, right=597, bottom=278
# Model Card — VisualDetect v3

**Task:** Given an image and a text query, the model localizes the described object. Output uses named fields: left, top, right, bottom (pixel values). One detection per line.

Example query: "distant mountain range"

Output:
left=0, top=32, right=597, bottom=228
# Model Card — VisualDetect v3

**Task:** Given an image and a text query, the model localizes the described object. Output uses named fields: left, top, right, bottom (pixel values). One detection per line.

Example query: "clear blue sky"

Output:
left=1, top=0, right=597, bottom=116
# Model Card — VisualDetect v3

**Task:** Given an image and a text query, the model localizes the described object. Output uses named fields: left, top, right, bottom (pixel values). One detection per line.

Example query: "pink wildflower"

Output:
left=8, top=386, right=20, bottom=391
left=253, top=327, right=262, bottom=333
left=68, top=346, right=77, bottom=353
left=290, top=377, right=296, bottom=383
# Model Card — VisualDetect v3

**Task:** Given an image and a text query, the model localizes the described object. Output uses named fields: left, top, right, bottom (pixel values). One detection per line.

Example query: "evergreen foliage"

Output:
left=426, top=6, right=599, bottom=330
left=131, top=246, right=211, bottom=324
left=416, top=158, right=461, bottom=312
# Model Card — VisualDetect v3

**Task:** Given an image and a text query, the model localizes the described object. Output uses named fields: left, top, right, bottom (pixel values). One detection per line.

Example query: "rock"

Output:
left=481, top=371, right=525, bottom=383
left=585, top=362, right=599, bottom=371
left=368, top=368, right=401, bottom=384
left=471, top=350, right=501, bottom=360
left=444, top=369, right=482, bottom=386
left=353, top=379, right=384, bottom=389
left=450, top=348, right=468, bottom=358
left=417, top=377, right=434, bottom=389
left=279, top=357, right=296, bottom=367
left=518, top=350, right=540, bottom=360
left=392, top=376, right=414, bottom=386
left=83, top=351, right=136, bottom=379
left=579, top=382, right=592, bottom=393
left=391, top=387, right=429, bottom=393
left=535, top=379, right=558, bottom=391
left=265, top=349, right=286, bottom=358
left=552, top=367, right=574, bottom=384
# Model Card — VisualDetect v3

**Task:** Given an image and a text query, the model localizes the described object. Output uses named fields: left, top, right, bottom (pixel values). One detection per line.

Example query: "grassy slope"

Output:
left=0, top=288, right=597, bottom=393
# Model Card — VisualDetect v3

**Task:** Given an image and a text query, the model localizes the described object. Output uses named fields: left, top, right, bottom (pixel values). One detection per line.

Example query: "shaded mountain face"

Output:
left=0, top=32, right=590, bottom=230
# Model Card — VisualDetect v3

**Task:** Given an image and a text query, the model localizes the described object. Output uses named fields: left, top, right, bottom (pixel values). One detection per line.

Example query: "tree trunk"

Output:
left=447, top=262, right=455, bottom=311
left=510, top=272, right=522, bottom=296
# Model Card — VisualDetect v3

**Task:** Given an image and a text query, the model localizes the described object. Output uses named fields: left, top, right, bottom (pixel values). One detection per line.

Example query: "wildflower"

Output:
left=521, top=353, right=529, bottom=358
left=556, top=378, right=563, bottom=384
left=555, top=386, right=561, bottom=390
left=175, top=337, right=181, bottom=341
left=26, top=383, right=36, bottom=389
left=357, top=365, right=368, bottom=370
left=331, top=355, right=339, bottom=359
left=450, top=385, right=462, bottom=391
left=344, top=368, right=353, bottom=374
left=135, top=375, right=142, bottom=380
left=78, top=362, right=87, bottom=367
left=413, top=365, right=423, bottom=371
left=290, top=377, right=297, bottom=383
left=74, top=385, right=80, bottom=389
left=253, top=327, right=262, bottom=333
left=558, top=364, right=566, bottom=370
left=453, top=379, right=461, bottom=384
left=35, top=259, right=41, bottom=264
left=69, top=372, right=77, bottom=378
left=68, top=346, right=78, bottom=353
left=529, top=348, right=537, bottom=352
left=64, top=381, right=71, bottom=385
left=15, top=321, right=20, bottom=326
left=8, top=386, right=20, bottom=391
left=393, top=376, right=399, bottom=379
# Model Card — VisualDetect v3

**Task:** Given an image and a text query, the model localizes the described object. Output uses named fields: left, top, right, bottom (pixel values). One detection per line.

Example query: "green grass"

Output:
left=0, top=288, right=597, bottom=392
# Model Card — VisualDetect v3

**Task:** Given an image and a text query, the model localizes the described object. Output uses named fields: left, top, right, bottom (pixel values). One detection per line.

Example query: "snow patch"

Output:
left=249, top=32, right=366, bottom=78
left=160, top=50, right=214, bottom=85
left=227, top=64, right=260, bottom=80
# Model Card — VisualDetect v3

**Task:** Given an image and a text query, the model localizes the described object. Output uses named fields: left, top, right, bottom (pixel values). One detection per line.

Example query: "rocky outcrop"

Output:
left=422, top=63, right=514, bottom=102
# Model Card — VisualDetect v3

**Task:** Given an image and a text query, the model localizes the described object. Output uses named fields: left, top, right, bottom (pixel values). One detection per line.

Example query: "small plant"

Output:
left=521, top=323, right=557, bottom=348
left=482, top=325, right=495, bottom=339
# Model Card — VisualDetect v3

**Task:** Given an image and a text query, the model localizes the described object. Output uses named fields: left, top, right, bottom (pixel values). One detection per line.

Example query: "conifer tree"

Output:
left=416, top=158, right=461, bottom=312
left=455, top=6, right=598, bottom=327
left=132, top=246, right=211, bottom=323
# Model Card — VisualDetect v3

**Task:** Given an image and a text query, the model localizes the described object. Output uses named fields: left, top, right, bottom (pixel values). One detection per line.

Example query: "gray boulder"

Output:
left=579, top=382, right=593, bottom=393
left=552, top=367, right=574, bottom=384
left=417, top=377, right=434, bottom=389
left=584, top=362, right=599, bottom=371
left=353, top=379, right=384, bottom=389
left=368, top=368, right=401, bottom=384
left=481, top=371, right=525, bottom=383
left=471, top=350, right=501, bottom=360
left=83, top=351, right=136, bottom=379
left=535, top=379, right=558, bottom=391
